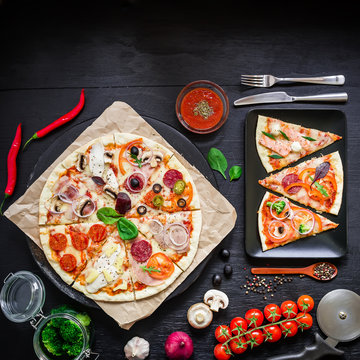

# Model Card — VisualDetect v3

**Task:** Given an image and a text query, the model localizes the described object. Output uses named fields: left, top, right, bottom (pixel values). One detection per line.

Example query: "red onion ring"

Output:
left=291, top=209, right=315, bottom=235
left=45, top=194, right=66, bottom=214
left=268, top=220, right=288, bottom=240
left=72, top=196, right=96, bottom=218
left=58, top=184, right=79, bottom=204
left=149, top=219, right=164, bottom=235
left=125, top=143, right=153, bottom=167
left=125, top=172, right=147, bottom=193
left=164, top=223, right=190, bottom=252
left=269, top=198, right=292, bottom=220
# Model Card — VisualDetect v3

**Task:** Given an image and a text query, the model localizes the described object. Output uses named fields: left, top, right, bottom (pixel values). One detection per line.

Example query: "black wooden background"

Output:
left=0, top=0, right=359, bottom=359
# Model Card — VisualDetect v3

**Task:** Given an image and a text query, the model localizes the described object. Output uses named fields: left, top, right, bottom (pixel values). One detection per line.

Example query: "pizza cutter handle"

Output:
left=267, top=333, right=344, bottom=360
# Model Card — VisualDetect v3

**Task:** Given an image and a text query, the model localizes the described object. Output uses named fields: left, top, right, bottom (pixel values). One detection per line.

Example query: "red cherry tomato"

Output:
left=214, top=343, right=231, bottom=360
left=297, top=312, right=313, bottom=331
left=229, top=337, right=247, bottom=354
left=297, top=295, right=315, bottom=313
left=281, top=300, right=298, bottom=319
left=245, top=329, right=264, bottom=348
left=230, top=317, right=248, bottom=336
left=281, top=320, right=298, bottom=338
left=263, top=324, right=282, bottom=343
left=245, top=308, right=264, bottom=328
left=215, top=325, right=232, bottom=343
left=264, top=304, right=282, bottom=322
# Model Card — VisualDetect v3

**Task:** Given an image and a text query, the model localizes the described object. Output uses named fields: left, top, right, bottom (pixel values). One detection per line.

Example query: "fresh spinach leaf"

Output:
left=207, top=147, right=228, bottom=179
left=229, top=165, right=242, bottom=181
left=117, top=217, right=138, bottom=240
left=97, top=207, right=122, bottom=224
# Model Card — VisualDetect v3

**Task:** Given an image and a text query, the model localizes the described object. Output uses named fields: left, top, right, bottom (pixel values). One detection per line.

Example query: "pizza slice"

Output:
left=258, top=192, right=338, bottom=251
left=256, top=115, right=342, bottom=172
left=129, top=211, right=202, bottom=271
left=72, top=227, right=135, bottom=302
left=258, top=151, right=343, bottom=215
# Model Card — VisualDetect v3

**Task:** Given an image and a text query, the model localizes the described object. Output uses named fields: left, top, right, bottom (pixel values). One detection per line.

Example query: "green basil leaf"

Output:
left=280, top=130, right=289, bottom=140
left=268, top=154, right=284, bottom=159
left=117, top=217, right=138, bottom=240
left=207, top=147, right=228, bottom=179
left=309, top=176, right=329, bottom=197
left=97, top=207, right=122, bottom=224
left=302, top=136, right=316, bottom=141
left=262, top=131, right=276, bottom=140
left=229, top=165, right=242, bottom=181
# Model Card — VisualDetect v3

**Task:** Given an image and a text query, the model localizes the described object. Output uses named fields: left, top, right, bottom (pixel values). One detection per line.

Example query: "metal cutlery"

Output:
left=233, top=91, right=348, bottom=106
left=241, top=74, right=345, bottom=88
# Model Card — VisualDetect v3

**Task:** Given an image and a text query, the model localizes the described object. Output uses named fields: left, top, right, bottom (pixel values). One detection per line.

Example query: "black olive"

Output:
left=130, top=178, right=140, bottom=188
left=220, top=249, right=230, bottom=259
left=137, top=205, right=147, bottom=216
left=152, top=183, right=162, bottom=193
left=224, top=264, right=233, bottom=278
left=177, top=198, right=186, bottom=208
left=212, top=274, right=222, bottom=286
left=278, top=226, right=284, bottom=234
left=130, top=146, right=139, bottom=156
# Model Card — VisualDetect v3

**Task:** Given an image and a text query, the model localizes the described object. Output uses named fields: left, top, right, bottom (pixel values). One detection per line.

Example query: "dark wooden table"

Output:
left=1, top=0, right=359, bottom=359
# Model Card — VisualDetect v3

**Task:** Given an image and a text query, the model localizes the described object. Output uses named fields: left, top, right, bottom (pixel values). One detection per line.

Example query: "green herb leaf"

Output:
left=140, top=266, right=161, bottom=274
left=280, top=130, right=289, bottom=140
left=299, top=224, right=311, bottom=234
left=130, top=153, right=142, bottom=168
left=117, top=218, right=138, bottom=240
left=229, top=165, right=242, bottom=181
left=97, top=207, right=122, bottom=224
left=207, top=147, right=228, bottom=179
left=302, top=136, right=316, bottom=141
left=268, top=154, right=284, bottom=159
left=309, top=176, right=329, bottom=197
left=262, top=131, right=276, bottom=140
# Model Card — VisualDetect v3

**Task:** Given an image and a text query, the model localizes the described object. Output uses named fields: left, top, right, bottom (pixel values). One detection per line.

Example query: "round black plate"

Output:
left=27, top=115, right=217, bottom=308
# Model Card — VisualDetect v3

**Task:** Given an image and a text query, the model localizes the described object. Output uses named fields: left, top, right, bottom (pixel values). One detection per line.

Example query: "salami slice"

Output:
left=49, top=233, right=67, bottom=251
left=163, top=169, right=183, bottom=188
left=70, top=231, right=89, bottom=251
left=60, top=254, right=77, bottom=272
left=88, top=224, right=107, bottom=243
left=131, top=240, right=152, bottom=262
left=282, top=174, right=302, bottom=194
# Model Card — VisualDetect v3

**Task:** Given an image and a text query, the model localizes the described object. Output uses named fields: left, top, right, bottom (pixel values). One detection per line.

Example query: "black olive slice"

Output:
left=152, top=183, right=162, bottom=193
left=130, top=146, right=139, bottom=156
left=130, top=178, right=140, bottom=188
left=278, top=226, right=284, bottom=234
left=177, top=198, right=186, bottom=208
left=137, top=205, right=147, bottom=216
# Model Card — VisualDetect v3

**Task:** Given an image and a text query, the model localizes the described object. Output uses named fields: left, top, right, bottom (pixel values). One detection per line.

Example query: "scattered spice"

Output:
left=193, top=100, right=214, bottom=119
left=313, top=262, right=336, bottom=280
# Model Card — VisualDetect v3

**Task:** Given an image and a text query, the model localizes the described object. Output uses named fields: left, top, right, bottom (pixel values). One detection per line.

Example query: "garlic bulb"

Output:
left=124, top=336, right=150, bottom=360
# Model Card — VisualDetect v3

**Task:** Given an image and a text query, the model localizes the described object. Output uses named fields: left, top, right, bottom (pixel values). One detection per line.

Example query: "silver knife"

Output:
left=234, top=91, right=348, bottom=106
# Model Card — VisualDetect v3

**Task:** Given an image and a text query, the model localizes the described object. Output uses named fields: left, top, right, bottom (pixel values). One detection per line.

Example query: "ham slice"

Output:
left=129, top=257, right=164, bottom=286
left=259, top=135, right=291, bottom=157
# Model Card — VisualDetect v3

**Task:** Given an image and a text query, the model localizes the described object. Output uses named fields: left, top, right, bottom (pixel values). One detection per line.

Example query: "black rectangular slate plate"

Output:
left=245, top=109, right=347, bottom=259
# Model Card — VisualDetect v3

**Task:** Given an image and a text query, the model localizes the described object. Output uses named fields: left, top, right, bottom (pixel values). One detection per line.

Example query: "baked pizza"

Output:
left=38, top=133, right=202, bottom=302
left=258, top=192, right=338, bottom=251
left=258, top=152, right=343, bottom=215
left=256, top=115, right=342, bottom=172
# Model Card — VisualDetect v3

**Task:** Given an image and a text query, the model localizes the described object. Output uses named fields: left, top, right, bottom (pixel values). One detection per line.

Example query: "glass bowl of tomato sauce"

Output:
left=176, top=80, right=229, bottom=134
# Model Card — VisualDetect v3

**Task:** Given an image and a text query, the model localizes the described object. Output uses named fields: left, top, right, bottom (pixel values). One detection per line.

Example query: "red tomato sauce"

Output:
left=180, top=88, right=223, bottom=130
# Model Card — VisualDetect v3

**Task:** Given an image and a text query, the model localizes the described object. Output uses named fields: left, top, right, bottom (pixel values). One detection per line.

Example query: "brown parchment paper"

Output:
left=4, top=102, right=237, bottom=329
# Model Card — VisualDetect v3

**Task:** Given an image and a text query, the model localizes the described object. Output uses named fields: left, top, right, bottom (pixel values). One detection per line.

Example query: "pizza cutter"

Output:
left=268, top=289, right=360, bottom=360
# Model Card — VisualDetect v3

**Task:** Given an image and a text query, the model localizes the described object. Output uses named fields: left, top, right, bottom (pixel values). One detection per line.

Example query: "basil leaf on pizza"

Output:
left=117, top=218, right=138, bottom=240
left=97, top=207, right=122, bottom=224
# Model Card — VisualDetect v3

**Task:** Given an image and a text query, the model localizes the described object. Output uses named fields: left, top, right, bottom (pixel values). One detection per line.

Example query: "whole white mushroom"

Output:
left=203, top=289, right=229, bottom=312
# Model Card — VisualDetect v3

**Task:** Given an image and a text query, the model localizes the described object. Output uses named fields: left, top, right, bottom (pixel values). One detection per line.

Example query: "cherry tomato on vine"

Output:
left=245, top=308, right=264, bottom=328
left=281, top=300, right=298, bottom=319
left=229, top=337, right=248, bottom=354
left=215, top=325, right=232, bottom=343
left=245, top=329, right=264, bottom=348
left=297, top=295, right=314, bottom=313
left=264, top=304, right=282, bottom=322
left=263, top=324, right=282, bottom=343
left=281, top=320, right=298, bottom=338
left=230, top=317, right=248, bottom=336
left=214, top=343, right=231, bottom=360
left=297, top=312, right=313, bottom=331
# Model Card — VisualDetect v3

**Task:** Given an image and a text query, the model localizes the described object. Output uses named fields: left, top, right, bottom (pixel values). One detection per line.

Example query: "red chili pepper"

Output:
left=23, top=89, right=85, bottom=150
left=0, top=123, right=22, bottom=215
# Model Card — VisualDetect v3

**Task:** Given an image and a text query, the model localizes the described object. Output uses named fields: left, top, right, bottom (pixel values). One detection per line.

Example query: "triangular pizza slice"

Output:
left=256, top=115, right=342, bottom=172
left=258, top=192, right=338, bottom=251
left=258, top=151, right=343, bottom=215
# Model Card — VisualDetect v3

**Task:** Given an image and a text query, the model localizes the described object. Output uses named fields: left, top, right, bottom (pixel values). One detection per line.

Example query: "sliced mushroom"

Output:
left=150, top=150, right=164, bottom=167
left=187, top=303, right=213, bottom=329
left=103, top=185, right=117, bottom=199
left=203, top=289, right=229, bottom=312
left=76, top=153, right=87, bottom=172
left=104, top=151, right=114, bottom=164
left=141, top=150, right=152, bottom=164
left=46, top=194, right=66, bottom=214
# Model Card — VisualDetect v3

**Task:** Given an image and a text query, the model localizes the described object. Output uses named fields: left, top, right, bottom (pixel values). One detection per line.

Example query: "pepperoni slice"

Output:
left=70, top=231, right=89, bottom=251
left=88, top=224, right=107, bottom=243
left=131, top=240, right=152, bottom=262
left=163, top=169, right=183, bottom=188
left=49, top=233, right=67, bottom=251
left=282, top=174, right=302, bottom=194
left=60, top=254, right=77, bottom=272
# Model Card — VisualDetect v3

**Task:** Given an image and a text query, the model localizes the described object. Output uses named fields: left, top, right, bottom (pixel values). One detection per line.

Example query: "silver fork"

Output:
left=241, top=74, right=345, bottom=87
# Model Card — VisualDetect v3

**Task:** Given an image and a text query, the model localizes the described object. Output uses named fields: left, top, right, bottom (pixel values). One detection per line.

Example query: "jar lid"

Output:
left=0, top=271, right=46, bottom=323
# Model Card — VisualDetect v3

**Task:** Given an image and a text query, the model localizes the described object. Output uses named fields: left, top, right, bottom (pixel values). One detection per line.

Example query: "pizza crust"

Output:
left=256, top=115, right=274, bottom=173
